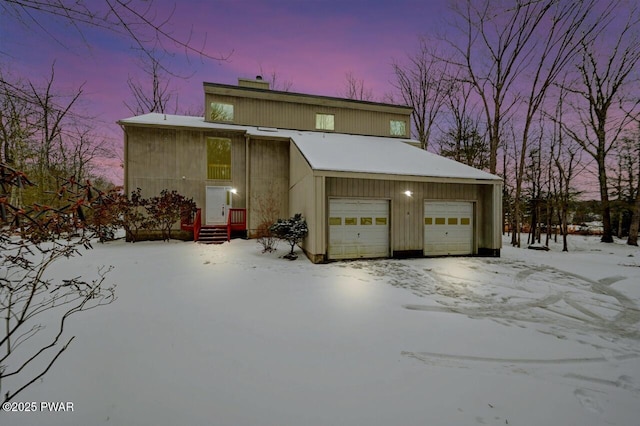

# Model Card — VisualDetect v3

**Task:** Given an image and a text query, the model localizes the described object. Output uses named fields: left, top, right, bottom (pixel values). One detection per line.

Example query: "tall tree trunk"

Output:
left=628, top=189, right=640, bottom=246
left=598, top=157, right=614, bottom=242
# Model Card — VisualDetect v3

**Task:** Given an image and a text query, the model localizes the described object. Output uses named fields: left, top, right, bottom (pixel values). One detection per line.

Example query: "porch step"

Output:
left=198, top=227, right=228, bottom=244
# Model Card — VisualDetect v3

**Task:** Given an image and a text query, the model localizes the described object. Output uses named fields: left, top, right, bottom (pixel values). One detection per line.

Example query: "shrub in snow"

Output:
left=253, top=189, right=280, bottom=253
left=108, top=188, right=195, bottom=242
left=112, top=187, right=149, bottom=242
left=146, top=189, right=196, bottom=241
left=269, top=213, right=308, bottom=260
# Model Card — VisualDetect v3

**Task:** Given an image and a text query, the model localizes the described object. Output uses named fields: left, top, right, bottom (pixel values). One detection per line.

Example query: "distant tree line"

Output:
left=356, top=0, right=640, bottom=249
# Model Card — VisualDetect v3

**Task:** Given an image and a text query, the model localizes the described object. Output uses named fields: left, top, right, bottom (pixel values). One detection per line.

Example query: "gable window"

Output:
left=207, top=137, right=231, bottom=180
left=210, top=102, right=234, bottom=122
left=390, top=120, right=406, bottom=136
left=315, top=113, right=335, bottom=131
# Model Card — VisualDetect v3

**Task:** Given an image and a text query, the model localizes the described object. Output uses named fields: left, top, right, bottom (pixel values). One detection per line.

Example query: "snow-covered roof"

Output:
left=118, top=113, right=253, bottom=132
left=287, top=131, right=500, bottom=181
left=119, top=113, right=501, bottom=182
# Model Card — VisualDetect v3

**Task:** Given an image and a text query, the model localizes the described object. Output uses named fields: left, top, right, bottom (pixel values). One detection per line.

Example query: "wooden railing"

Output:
left=180, top=208, right=195, bottom=231
left=207, top=164, right=231, bottom=180
left=193, top=208, right=202, bottom=242
left=226, top=208, right=246, bottom=241
left=181, top=207, right=243, bottom=242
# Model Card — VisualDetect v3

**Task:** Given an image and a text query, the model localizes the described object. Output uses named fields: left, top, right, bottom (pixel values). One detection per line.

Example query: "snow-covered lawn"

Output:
left=4, top=235, right=640, bottom=425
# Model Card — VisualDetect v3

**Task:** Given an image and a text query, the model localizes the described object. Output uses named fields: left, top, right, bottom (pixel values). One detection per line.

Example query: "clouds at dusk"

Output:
left=2, top=1, right=446, bottom=116
left=4, top=0, right=634, bottom=197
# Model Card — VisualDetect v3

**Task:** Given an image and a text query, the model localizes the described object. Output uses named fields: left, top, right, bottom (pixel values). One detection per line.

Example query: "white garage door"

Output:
left=328, top=199, right=389, bottom=260
left=424, top=201, right=474, bottom=256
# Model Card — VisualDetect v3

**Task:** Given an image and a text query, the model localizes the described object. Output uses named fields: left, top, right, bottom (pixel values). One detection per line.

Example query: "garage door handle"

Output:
left=445, top=232, right=448, bottom=235
left=357, top=233, right=360, bottom=237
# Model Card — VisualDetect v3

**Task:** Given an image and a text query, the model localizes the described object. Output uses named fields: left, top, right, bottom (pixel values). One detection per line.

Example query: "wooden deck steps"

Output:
left=197, top=226, right=228, bottom=244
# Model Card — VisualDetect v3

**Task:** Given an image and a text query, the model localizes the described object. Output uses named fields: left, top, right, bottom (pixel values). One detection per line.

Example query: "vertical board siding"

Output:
left=248, top=138, right=289, bottom=233
left=205, top=93, right=409, bottom=138
left=125, top=127, right=247, bottom=227
left=326, top=177, right=493, bottom=253
left=289, top=144, right=317, bottom=255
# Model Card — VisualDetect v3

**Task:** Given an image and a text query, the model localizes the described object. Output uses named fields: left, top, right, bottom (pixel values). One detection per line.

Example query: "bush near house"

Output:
left=269, top=213, right=308, bottom=260
left=254, top=189, right=281, bottom=253
left=84, top=187, right=196, bottom=242
left=113, top=188, right=196, bottom=242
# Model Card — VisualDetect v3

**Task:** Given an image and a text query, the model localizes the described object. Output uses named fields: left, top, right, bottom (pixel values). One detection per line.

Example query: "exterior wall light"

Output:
left=404, top=190, right=413, bottom=197
left=230, top=188, right=238, bottom=194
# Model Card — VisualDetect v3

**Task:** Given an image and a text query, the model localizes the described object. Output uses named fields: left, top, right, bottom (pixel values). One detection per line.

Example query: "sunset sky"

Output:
left=1, top=0, right=448, bottom=148
left=1, top=0, right=635, bottom=198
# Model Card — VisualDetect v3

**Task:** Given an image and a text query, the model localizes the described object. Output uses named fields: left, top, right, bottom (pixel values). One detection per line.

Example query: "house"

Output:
left=119, top=77, right=502, bottom=262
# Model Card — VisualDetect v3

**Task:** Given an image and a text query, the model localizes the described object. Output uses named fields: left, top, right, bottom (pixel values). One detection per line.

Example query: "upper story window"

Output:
left=207, top=137, right=231, bottom=180
left=315, top=113, right=335, bottom=131
left=390, top=120, right=406, bottom=136
left=210, top=102, right=234, bottom=122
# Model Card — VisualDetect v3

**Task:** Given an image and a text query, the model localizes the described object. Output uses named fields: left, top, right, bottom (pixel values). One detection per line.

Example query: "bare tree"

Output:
left=1, top=164, right=116, bottom=403
left=449, top=0, right=612, bottom=247
left=0, top=0, right=231, bottom=66
left=26, top=64, right=84, bottom=202
left=437, top=78, right=488, bottom=169
left=622, top=124, right=640, bottom=245
left=340, top=71, right=374, bottom=101
left=447, top=0, right=530, bottom=174
left=551, top=128, right=581, bottom=251
left=0, top=64, right=114, bottom=207
left=124, top=52, right=177, bottom=115
left=0, top=71, right=38, bottom=207
left=259, top=66, right=293, bottom=92
left=391, top=37, right=451, bottom=150
left=560, top=7, right=640, bottom=243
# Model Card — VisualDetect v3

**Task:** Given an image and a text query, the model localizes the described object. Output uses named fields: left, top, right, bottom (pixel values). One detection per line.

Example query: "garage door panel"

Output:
left=329, top=199, right=389, bottom=260
left=424, top=201, right=473, bottom=256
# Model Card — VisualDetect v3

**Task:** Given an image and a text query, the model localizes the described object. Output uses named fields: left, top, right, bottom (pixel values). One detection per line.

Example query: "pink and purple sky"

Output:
left=1, top=0, right=449, bottom=179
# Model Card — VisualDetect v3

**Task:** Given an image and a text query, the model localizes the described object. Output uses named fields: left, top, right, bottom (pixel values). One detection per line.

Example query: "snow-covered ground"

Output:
left=3, top=234, right=640, bottom=425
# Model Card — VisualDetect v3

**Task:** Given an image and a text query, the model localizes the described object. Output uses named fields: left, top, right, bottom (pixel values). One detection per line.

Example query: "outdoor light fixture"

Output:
left=230, top=188, right=238, bottom=194
left=404, top=190, right=413, bottom=197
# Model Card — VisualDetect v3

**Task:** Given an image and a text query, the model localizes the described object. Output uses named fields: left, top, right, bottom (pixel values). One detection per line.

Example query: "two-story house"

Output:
left=119, top=77, right=502, bottom=262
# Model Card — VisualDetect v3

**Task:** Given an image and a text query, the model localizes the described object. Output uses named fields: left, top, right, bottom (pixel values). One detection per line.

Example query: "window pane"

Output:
left=345, top=217, right=357, bottom=225
left=435, top=217, right=446, bottom=225
left=375, top=217, right=387, bottom=225
left=360, top=217, right=372, bottom=225
left=210, top=102, right=234, bottom=121
left=461, top=218, right=471, bottom=225
left=425, top=217, right=433, bottom=225
left=448, top=218, right=458, bottom=225
left=390, top=120, right=406, bottom=136
left=329, top=217, right=342, bottom=226
left=316, top=113, right=335, bottom=130
left=207, top=137, right=231, bottom=180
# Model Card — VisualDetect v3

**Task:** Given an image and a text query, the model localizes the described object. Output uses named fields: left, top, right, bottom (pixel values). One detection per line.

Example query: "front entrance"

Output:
left=206, top=186, right=232, bottom=225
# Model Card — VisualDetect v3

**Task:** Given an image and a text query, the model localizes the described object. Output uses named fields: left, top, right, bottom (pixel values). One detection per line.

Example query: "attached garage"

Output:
left=287, top=131, right=503, bottom=263
left=424, top=201, right=474, bottom=255
left=328, top=198, right=389, bottom=260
